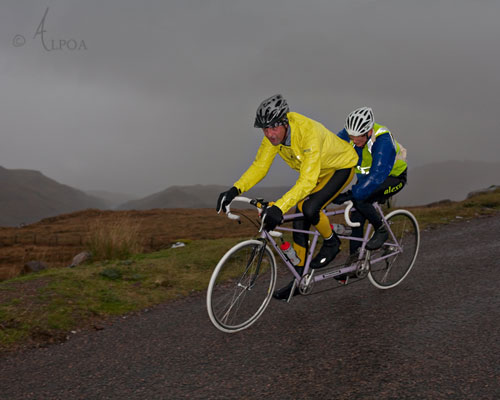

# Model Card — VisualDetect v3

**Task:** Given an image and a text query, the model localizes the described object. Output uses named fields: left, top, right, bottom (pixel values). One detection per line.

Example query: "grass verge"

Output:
left=0, top=237, right=244, bottom=353
left=408, top=187, right=500, bottom=229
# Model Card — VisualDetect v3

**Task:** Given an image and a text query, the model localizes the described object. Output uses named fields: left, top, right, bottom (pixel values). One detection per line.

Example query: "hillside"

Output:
left=119, top=160, right=500, bottom=210
left=0, top=166, right=107, bottom=227
left=2, top=160, right=497, bottom=226
left=396, top=160, right=500, bottom=206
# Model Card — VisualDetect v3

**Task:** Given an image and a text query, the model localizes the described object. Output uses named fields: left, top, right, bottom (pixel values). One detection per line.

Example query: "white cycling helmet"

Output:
left=345, top=107, right=374, bottom=137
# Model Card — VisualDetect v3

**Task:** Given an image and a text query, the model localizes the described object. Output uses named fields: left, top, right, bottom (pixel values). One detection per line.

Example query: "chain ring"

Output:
left=298, top=273, right=314, bottom=295
left=356, top=252, right=371, bottom=278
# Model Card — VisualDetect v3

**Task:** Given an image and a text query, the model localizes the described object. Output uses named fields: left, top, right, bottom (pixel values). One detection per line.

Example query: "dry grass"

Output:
left=86, top=217, right=144, bottom=261
left=0, top=188, right=499, bottom=281
left=0, top=208, right=258, bottom=280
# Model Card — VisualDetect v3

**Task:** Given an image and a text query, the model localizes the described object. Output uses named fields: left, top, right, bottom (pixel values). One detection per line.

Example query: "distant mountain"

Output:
left=119, top=160, right=500, bottom=210
left=118, top=184, right=291, bottom=210
left=0, top=166, right=107, bottom=226
left=86, top=190, right=137, bottom=209
left=396, top=160, right=500, bottom=206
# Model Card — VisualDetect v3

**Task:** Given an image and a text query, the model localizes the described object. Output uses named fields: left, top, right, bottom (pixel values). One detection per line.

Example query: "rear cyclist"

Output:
left=216, top=94, right=358, bottom=300
left=334, top=107, right=408, bottom=260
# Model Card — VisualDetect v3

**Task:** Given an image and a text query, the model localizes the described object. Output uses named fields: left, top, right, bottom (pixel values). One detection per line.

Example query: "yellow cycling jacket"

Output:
left=234, top=112, right=358, bottom=213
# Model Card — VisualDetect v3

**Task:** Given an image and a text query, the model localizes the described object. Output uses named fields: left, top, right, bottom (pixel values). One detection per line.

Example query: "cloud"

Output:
left=0, top=0, right=498, bottom=196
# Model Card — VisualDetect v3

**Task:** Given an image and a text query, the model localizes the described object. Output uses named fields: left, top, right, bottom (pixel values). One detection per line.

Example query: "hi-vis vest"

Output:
left=355, top=123, right=407, bottom=177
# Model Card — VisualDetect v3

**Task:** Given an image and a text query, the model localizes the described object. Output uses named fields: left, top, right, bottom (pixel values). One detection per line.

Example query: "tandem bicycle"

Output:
left=207, top=196, right=420, bottom=333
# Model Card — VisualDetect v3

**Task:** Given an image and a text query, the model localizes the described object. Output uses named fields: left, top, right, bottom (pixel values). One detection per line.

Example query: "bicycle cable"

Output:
left=229, top=210, right=261, bottom=229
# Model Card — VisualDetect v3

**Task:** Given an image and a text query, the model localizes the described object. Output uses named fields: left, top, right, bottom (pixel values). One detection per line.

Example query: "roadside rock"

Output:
left=22, top=261, right=48, bottom=274
left=68, top=251, right=92, bottom=268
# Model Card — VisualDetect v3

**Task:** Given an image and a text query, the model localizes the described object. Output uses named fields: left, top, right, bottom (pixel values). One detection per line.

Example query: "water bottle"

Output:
left=331, top=223, right=352, bottom=235
left=280, top=241, right=301, bottom=266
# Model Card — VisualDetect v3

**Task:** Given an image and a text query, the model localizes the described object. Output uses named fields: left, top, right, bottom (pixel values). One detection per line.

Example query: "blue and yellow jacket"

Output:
left=234, top=112, right=358, bottom=213
left=337, top=123, right=407, bottom=201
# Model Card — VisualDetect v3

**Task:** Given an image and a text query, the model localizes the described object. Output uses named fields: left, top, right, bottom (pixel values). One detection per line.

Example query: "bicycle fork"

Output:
left=237, top=240, right=267, bottom=291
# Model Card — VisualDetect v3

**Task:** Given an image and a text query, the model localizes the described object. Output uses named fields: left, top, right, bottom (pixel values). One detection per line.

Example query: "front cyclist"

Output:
left=335, top=107, right=408, bottom=258
left=216, top=94, right=358, bottom=300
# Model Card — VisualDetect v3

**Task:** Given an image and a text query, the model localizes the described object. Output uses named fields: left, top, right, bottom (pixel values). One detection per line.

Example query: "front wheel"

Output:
left=368, top=209, right=420, bottom=289
left=207, top=240, right=277, bottom=333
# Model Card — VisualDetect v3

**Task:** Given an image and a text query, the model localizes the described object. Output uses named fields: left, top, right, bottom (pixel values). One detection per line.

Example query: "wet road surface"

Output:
left=1, top=215, right=499, bottom=399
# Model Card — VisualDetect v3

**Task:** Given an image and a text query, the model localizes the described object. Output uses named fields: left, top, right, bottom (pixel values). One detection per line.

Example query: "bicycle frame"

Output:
left=260, top=202, right=401, bottom=286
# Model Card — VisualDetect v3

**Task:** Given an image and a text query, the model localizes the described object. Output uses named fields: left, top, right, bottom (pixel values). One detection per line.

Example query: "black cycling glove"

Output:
left=216, top=186, right=240, bottom=213
left=262, top=205, right=283, bottom=231
left=332, top=190, right=353, bottom=205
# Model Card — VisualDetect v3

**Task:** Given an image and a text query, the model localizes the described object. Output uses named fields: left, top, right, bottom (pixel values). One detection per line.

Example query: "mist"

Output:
left=1, top=0, right=498, bottom=197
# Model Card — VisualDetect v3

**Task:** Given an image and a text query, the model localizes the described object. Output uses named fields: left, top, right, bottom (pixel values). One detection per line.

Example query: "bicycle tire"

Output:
left=207, top=239, right=277, bottom=333
left=368, top=209, right=420, bottom=289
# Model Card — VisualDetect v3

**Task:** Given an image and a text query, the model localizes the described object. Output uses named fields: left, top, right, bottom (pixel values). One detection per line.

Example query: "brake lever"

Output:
left=217, top=194, right=226, bottom=215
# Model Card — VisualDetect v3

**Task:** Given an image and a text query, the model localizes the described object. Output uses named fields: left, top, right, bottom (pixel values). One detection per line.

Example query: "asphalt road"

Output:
left=1, top=215, right=499, bottom=399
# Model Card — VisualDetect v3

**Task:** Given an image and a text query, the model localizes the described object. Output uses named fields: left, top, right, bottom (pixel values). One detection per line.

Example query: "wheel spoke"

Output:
left=221, top=285, right=248, bottom=324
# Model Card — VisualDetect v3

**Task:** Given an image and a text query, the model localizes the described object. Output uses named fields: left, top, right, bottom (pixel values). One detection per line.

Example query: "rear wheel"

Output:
left=368, top=210, right=420, bottom=289
left=207, top=240, right=277, bottom=333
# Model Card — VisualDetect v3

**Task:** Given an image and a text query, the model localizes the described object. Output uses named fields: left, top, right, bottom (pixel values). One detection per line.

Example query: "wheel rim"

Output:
left=208, top=241, right=276, bottom=332
left=368, top=210, right=419, bottom=289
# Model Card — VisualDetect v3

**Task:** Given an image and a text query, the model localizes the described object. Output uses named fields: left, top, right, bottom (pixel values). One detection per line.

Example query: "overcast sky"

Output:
left=1, top=0, right=499, bottom=197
